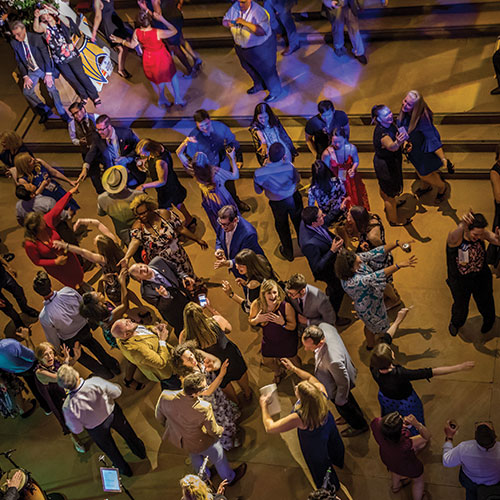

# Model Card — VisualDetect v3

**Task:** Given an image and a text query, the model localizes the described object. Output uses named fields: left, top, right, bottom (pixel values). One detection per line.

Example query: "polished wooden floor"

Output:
left=0, top=174, right=498, bottom=500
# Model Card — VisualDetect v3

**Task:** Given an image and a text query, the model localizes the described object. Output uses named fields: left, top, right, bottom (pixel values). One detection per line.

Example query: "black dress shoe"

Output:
left=491, top=87, right=500, bottom=95
left=446, top=159, right=455, bottom=174
left=449, top=323, right=459, bottom=337
left=22, top=307, right=40, bottom=318
left=39, top=113, right=49, bottom=124
left=278, top=245, right=294, bottom=262
left=247, top=86, right=263, bottom=95
left=237, top=200, right=251, bottom=212
left=228, top=463, right=247, bottom=486
left=355, top=54, right=368, bottom=65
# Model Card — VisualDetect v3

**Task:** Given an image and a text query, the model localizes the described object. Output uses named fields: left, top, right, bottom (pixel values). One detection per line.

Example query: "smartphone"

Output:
left=198, top=294, right=207, bottom=307
left=100, top=467, right=121, bottom=493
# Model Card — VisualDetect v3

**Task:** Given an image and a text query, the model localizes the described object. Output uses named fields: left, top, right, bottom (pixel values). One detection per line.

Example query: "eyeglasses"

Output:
left=135, top=209, right=149, bottom=217
left=96, top=124, right=110, bottom=132
left=217, top=218, right=234, bottom=228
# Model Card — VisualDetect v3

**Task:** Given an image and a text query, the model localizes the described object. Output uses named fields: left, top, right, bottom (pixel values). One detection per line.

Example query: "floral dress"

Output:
left=131, top=211, right=194, bottom=277
left=201, top=369, right=240, bottom=450
left=341, top=246, right=389, bottom=333
left=308, top=178, right=346, bottom=226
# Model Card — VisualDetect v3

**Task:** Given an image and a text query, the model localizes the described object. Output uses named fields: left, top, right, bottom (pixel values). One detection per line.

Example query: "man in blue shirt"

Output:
left=0, top=338, right=50, bottom=413
left=254, top=142, right=302, bottom=261
left=183, top=109, right=250, bottom=212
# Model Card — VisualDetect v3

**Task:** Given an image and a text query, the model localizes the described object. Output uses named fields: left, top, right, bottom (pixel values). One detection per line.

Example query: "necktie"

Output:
left=107, top=138, right=118, bottom=165
left=298, top=297, right=304, bottom=312
left=24, top=41, right=36, bottom=71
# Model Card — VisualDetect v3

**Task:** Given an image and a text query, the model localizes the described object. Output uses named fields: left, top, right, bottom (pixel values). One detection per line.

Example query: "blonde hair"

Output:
left=0, top=131, right=23, bottom=153
left=129, top=194, right=158, bottom=214
left=183, top=302, right=218, bottom=349
left=255, top=279, right=285, bottom=312
left=295, top=381, right=328, bottom=430
left=23, top=211, right=44, bottom=242
left=34, top=342, right=57, bottom=363
left=179, top=474, right=213, bottom=500
left=14, top=152, right=36, bottom=179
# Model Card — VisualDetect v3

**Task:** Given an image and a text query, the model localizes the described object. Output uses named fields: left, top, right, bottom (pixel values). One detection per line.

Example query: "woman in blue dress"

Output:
left=397, top=91, right=451, bottom=202
left=308, top=160, right=347, bottom=226
left=260, top=358, right=344, bottom=491
left=15, top=152, right=79, bottom=212
left=334, top=243, right=417, bottom=350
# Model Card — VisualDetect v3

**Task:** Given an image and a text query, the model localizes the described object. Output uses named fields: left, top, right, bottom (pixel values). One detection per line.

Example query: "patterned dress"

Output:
left=341, top=246, right=389, bottom=333
left=308, top=178, right=346, bottom=226
left=131, top=211, right=194, bottom=277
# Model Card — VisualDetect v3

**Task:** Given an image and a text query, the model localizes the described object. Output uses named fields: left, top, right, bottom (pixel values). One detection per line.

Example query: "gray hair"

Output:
left=57, top=364, right=80, bottom=390
left=10, top=20, right=26, bottom=32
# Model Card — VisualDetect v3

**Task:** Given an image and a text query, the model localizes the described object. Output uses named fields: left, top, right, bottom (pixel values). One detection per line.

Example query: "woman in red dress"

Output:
left=112, top=10, right=185, bottom=107
left=23, top=187, right=85, bottom=290
left=322, top=129, right=370, bottom=211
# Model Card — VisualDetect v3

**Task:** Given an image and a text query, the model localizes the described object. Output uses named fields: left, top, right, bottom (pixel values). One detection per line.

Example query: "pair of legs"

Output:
left=23, top=68, right=68, bottom=119
left=334, top=391, right=368, bottom=432
left=417, top=170, right=446, bottom=196
left=176, top=202, right=195, bottom=227
left=391, top=472, right=425, bottom=499
left=221, top=371, right=252, bottom=403
left=262, top=355, right=301, bottom=383
left=115, top=45, right=129, bottom=76
left=158, top=74, right=185, bottom=106
left=190, top=440, right=236, bottom=482
left=268, top=191, right=303, bottom=260
left=380, top=189, right=399, bottom=224
left=86, top=404, right=146, bottom=476
left=264, top=0, right=300, bottom=53
left=330, top=6, right=365, bottom=56
left=58, top=57, right=99, bottom=102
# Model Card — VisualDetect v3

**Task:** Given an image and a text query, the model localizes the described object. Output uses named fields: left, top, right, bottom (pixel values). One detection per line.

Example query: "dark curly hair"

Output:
left=172, top=341, right=203, bottom=377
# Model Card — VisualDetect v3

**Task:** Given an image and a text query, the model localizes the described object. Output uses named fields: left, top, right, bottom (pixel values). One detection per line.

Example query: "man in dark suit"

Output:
left=10, top=20, right=69, bottom=124
left=78, top=114, right=141, bottom=194
left=299, top=206, right=350, bottom=326
left=285, top=272, right=336, bottom=332
left=214, top=205, right=264, bottom=280
left=129, top=257, right=192, bottom=336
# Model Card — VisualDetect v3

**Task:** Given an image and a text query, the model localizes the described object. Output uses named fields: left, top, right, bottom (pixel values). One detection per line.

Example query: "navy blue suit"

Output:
left=11, top=32, right=66, bottom=119
left=215, top=217, right=264, bottom=279
left=298, top=221, right=345, bottom=312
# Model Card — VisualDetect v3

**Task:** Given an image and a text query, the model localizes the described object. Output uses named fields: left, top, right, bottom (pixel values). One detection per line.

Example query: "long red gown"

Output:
left=24, top=191, right=84, bottom=288
left=136, top=28, right=176, bottom=84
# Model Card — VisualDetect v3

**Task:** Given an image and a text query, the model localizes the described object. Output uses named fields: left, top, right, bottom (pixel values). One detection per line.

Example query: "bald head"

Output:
left=129, top=263, right=154, bottom=282
left=111, top=318, right=138, bottom=339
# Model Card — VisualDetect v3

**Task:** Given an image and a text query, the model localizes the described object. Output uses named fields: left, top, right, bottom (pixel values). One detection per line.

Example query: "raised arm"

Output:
left=432, top=361, right=475, bottom=376
left=53, top=241, right=104, bottom=264
left=38, top=158, right=74, bottom=186
left=447, top=212, right=473, bottom=247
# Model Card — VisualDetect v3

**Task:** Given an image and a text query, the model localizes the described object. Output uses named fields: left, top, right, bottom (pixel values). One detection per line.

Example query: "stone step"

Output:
left=32, top=150, right=494, bottom=178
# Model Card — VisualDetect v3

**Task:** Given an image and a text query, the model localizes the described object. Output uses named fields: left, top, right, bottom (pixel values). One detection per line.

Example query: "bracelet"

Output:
left=395, top=239, right=399, bottom=247
left=395, top=263, right=400, bottom=270
left=229, top=291, right=234, bottom=298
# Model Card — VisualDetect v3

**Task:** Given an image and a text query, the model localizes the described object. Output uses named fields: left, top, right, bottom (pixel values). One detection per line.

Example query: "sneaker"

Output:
left=73, top=440, right=86, bottom=454
left=228, top=463, right=247, bottom=486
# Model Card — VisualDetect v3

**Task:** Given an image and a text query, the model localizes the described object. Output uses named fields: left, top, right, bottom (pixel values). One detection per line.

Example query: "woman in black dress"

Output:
left=91, top=0, right=132, bottom=78
left=371, top=104, right=409, bottom=227
left=488, top=145, right=500, bottom=274
left=180, top=301, right=252, bottom=404
left=135, top=139, right=195, bottom=228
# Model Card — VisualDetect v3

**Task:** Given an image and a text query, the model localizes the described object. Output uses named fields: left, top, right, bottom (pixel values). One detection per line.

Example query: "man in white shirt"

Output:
left=67, top=101, right=98, bottom=158
left=58, top=365, right=146, bottom=477
left=302, top=323, right=368, bottom=437
left=33, top=271, right=120, bottom=379
left=223, top=0, right=282, bottom=102
left=443, top=420, right=500, bottom=499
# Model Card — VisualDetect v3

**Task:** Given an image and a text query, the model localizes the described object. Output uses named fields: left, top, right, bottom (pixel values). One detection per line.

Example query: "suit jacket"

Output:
left=215, top=217, right=264, bottom=278
left=313, top=322, right=357, bottom=406
left=155, top=389, right=223, bottom=454
left=84, top=126, right=139, bottom=169
left=289, top=284, right=336, bottom=328
left=2, top=487, right=20, bottom=500
left=299, top=221, right=338, bottom=285
left=141, top=256, right=190, bottom=334
left=116, top=327, right=174, bottom=382
left=11, top=32, right=54, bottom=77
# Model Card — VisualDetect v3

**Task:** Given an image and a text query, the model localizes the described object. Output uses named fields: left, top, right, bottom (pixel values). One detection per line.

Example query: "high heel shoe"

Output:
left=446, top=159, right=455, bottom=174
left=117, top=69, right=132, bottom=79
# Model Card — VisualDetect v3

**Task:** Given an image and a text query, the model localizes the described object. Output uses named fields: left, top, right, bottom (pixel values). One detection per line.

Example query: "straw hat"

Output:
left=102, top=165, right=128, bottom=194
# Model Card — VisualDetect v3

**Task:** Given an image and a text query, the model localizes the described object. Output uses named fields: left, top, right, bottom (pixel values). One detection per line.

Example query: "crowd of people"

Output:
left=0, top=1, right=500, bottom=499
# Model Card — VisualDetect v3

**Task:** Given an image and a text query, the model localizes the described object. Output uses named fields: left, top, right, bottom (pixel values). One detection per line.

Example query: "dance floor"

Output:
left=0, top=176, right=499, bottom=500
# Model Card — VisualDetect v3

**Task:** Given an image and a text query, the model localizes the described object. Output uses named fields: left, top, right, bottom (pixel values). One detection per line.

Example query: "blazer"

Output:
left=289, top=284, right=336, bottom=327
left=215, top=217, right=264, bottom=278
left=155, top=389, right=223, bottom=454
left=140, top=257, right=190, bottom=334
left=313, top=322, right=357, bottom=406
left=11, top=32, right=54, bottom=77
left=299, top=221, right=338, bottom=285
left=116, top=329, right=174, bottom=382
left=84, top=126, right=139, bottom=169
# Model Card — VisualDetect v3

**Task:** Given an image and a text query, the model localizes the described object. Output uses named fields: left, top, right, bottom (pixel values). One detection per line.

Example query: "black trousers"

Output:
left=334, top=391, right=367, bottom=430
left=225, top=179, right=243, bottom=205
left=0, top=271, right=32, bottom=328
left=326, top=277, right=345, bottom=314
left=447, top=269, right=495, bottom=329
left=0, top=291, right=23, bottom=329
left=18, top=363, right=51, bottom=413
left=87, top=159, right=105, bottom=194
left=234, top=35, right=282, bottom=96
left=57, top=57, right=99, bottom=101
left=86, top=404, right=146, bottom=476
left=493, top=49, right=500, bottom=83
left=268, top=191, right=303, bottom=259
left=65, top=324, right=119, bottom=380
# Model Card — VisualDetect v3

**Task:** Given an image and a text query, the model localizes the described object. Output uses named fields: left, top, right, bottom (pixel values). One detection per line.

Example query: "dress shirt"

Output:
left=309, top=224, right=333, bottom=243
left=135, top=324, right=167, bottom=347
left=186, top=121, right=241, bottom=171
left=443, top=440, right=500, bottom=485
left=0, top=339, right=36, bottom=374
left=225, top=222, right=238, bottom=268
left=254, top=160, right=300, bottom=201
left=39, top=288, right=88, bottom=348
left=151, top=268, right=173, bottom=289
left=63, top=377, right=122, bottom=434
left=16, top=195, right=56, bottom=226
left=68, top=113, right=98, bottom=146
left=20, top=33, right=41, bottom=73
left=223, top=1, right=271, bottom=48
left=107, top=129, right=120, bottom=164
